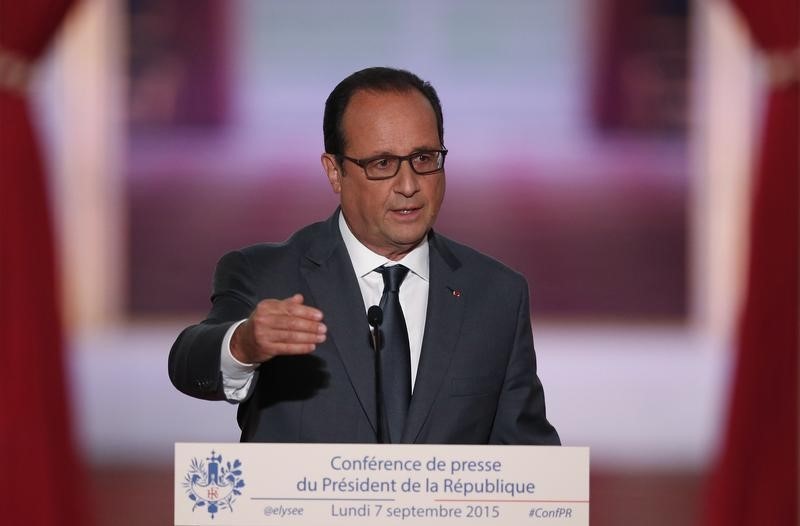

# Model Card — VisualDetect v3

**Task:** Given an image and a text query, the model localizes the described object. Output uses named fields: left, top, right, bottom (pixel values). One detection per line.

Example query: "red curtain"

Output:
left=702, top=1, right=799, bottom=525
left=0, top=1, right=88, bottom=525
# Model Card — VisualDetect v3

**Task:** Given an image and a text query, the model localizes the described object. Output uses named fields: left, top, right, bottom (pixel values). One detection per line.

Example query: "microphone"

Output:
left=367, top=305, right=385, bottom=443
left=368, top=305, right=383, bottom=328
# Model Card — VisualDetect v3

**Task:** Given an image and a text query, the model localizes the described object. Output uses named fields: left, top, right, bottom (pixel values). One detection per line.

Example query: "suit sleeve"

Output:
left=488, top=281, right=561, bottom=445
left=168, top=250, right=257, bottom=401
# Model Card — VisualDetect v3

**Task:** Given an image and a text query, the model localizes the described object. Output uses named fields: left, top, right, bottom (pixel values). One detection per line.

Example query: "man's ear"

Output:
left=321, top=153, right=342, bottom=194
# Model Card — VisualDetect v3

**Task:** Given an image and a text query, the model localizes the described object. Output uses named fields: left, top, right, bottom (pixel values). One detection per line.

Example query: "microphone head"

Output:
left=367, top=305, right=383, bottom=327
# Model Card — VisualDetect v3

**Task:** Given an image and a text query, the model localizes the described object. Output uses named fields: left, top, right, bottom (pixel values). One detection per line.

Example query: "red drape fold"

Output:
left=0, top=1, right=88, bottom=525
left=702, top=1, right=799, bottom=525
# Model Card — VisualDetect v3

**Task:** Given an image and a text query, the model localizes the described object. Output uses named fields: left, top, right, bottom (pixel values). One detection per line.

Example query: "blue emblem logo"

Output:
left=183, top=450, right=245, bottom=519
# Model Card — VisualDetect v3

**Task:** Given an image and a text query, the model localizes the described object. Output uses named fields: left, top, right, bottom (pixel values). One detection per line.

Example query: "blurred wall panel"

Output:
left=128, top=0, right=230, bottom=128
left=36, top=0, right=126, bottom=330
left=689, top=0, right=757, bottom=338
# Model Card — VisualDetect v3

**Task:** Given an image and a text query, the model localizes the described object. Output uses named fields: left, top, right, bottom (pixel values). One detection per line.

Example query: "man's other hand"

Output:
left=230, top=294, right=326, bottom=364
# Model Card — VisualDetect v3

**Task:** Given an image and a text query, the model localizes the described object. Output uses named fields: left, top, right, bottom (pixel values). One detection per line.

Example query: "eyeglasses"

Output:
left=338, top=149, right=447, bottom=180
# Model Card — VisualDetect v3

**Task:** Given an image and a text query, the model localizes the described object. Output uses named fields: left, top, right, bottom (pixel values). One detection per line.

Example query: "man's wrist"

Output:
left=221, top=319, right=257, bottom=375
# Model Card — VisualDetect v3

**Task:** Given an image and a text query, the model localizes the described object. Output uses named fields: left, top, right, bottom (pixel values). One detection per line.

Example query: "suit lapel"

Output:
left=402, top=232, right=465, bottom=443
left=300, top=212, right=378, bottom=434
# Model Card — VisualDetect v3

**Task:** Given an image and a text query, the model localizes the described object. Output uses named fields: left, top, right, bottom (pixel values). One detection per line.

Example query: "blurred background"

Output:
left=5, top=0, right=796, bottom=524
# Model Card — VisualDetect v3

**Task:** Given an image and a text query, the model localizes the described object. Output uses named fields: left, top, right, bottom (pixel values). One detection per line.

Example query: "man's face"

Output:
left=322, top=89, right=445, bottom=260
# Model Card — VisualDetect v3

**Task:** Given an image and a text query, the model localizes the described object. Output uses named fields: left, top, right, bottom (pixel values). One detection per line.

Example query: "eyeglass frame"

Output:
left=336, top=148, right=448, bottom=180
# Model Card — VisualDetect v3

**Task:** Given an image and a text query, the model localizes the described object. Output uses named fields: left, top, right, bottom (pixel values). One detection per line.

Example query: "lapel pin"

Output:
left=449, top=288, right=462, bottom=298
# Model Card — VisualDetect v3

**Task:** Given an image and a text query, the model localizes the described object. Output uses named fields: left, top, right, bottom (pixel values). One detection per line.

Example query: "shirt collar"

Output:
left=338, top=210, right=429, bottom=281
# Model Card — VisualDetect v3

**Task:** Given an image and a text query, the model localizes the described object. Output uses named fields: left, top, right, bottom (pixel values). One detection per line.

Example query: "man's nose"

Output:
left=394, top=159, right=420, bottom=196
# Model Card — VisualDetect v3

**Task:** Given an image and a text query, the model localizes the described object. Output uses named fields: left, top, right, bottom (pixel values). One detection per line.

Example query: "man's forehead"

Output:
left=345, top=88, right=434, bottom=115
left=340, top=89, right=439, bottom=154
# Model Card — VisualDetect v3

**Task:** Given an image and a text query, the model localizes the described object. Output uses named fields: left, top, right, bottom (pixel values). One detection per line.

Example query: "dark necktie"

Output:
left=376, top=264, right=412, bottom=444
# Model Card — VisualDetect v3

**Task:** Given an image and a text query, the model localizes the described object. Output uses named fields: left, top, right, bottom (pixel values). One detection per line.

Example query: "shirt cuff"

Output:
left=221, top=319, right=258, bottom=376
left=220, top=319, right=257, bottom=402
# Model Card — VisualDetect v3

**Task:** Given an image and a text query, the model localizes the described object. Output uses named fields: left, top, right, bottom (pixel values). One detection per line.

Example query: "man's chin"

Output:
left=388, top=232, right=429, bottom=253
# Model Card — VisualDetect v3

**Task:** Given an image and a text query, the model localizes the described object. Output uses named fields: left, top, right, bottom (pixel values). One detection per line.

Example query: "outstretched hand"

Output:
left=230, top=294, right=326, bottom=364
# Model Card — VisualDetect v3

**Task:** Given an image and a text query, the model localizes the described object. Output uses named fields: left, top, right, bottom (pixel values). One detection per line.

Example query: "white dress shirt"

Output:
left=220, top=213, right=430, bottom=401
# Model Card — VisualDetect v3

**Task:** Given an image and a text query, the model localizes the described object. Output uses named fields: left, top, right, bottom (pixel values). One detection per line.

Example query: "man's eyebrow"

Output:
left=363, top=146, right=441, bottom=157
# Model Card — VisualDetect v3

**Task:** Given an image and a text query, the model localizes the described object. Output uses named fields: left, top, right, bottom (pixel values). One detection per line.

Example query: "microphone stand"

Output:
left=367, top=306, right=385, bottom=444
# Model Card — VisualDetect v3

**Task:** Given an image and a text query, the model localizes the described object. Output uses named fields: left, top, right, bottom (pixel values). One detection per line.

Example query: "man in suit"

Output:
left=169, top=67, right=559, bottom=445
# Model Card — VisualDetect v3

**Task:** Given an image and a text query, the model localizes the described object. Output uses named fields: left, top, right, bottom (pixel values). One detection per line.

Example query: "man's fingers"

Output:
left=286, top=293, right=305, bottom=304
left=283, top=295, right=324, bottom=321
left=256, top=296, right=324, bottom=321
left=286, top=302, right=324, bottom=321
left=240, top=295, right=328, bottom=362
left=258, top=327, right=327, bottom=345
left=258, top=314, right=326, bottom=334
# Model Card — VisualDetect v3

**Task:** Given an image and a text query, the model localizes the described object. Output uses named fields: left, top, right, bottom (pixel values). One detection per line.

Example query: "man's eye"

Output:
left=369, top=158, right=392, bottom=169
left=414, top=153, right=432, bottom=163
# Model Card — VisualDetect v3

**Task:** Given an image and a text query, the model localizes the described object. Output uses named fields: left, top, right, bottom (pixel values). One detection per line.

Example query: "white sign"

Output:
left=175, top=443, right=589, bottom=525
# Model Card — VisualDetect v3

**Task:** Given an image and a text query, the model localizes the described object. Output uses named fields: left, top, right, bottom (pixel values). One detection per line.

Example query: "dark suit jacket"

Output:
left=169, top=210, right=559, bottom=445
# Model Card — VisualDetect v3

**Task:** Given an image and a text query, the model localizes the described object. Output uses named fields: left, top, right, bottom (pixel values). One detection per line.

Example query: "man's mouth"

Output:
left=390, top=206, right=422, bottom=219
left=392, top=206, right=420, bottom=214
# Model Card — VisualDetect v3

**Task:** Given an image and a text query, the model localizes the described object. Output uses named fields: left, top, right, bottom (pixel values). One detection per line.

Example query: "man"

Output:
left=169, top=67, right=559, bottom=445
